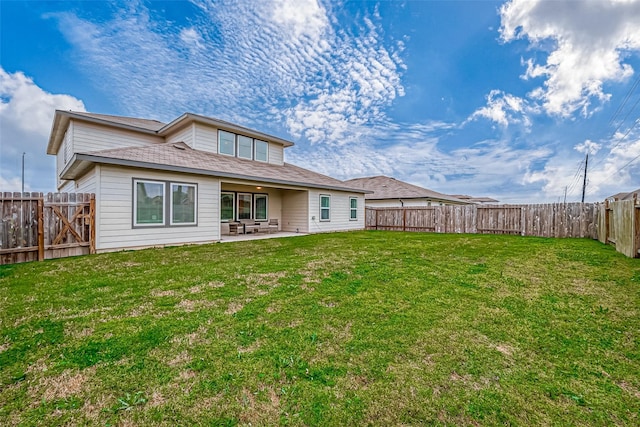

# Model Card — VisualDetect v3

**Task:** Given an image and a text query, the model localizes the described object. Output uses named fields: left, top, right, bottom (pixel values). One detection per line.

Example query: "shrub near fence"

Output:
left=366, top=203, right=598, bottom=239
left=0, top=192, right=95, bottom=265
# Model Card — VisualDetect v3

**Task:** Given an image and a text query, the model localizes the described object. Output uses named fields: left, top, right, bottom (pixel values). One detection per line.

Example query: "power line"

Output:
left=609, top=72, right=640, bottom=125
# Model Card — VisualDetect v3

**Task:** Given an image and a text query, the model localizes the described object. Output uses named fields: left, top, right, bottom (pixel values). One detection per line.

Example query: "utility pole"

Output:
left=581, top=153, right=588, bottom=203
left=563, top=186, right=567, bottom=204
left=21, top=152, right=25, bottom=194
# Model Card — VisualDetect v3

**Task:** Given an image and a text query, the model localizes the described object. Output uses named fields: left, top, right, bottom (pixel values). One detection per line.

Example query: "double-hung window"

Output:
left=219, top=130, right=235, bottom=156
left=134, top=180, right=165, bottom=226
left=320, top=194, right=331, bottom=221
left=350, top=197, right=357, bottom=220
left=221, top=192, right=235, bottom=221
left=254, top=194, right=268, bottom=221
left=133, top=179, right=197, bottom=227
left=255, top=140, right=268, bottom=162
left=171, top=183, right=197, bottom=225
left=237, top=135, right=253, bottom=159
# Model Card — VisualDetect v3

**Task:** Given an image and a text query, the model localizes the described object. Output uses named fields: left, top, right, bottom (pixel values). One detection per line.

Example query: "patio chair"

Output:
left=228, top=222, right=242, bottom=235
left=268, top=218, right=279, bottom=233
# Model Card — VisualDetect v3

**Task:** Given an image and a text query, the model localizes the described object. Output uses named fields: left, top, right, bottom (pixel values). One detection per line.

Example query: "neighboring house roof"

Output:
left=63, top=142, right=368, bottom=194
left=343, top=176, right=469, bottom=204
left=47, top=110, right=295, bottom=155
left=607, top=188, right=640, bottom=201
left=449, top=194, right=500, bottom=204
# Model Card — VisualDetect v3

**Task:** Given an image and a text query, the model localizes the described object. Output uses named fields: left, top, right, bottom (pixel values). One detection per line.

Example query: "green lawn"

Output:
left=0, top=231, right=639, bottom=426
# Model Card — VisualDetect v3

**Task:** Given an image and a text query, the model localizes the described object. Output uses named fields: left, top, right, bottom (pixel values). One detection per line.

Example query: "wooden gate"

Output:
left=0, top=192, right=95, bottom=265
left=598, top=198, right=640, bottom=258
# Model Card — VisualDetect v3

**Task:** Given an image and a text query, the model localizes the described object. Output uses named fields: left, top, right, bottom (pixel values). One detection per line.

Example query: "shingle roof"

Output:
left=343, top=176, right=469, bottom=204
left=66, top=111, right=166, bottom=131
left=65, top=142, right=366, bottom=193
left=607, top=188, right=640, bottom=201
left=449, top=194, right=500, bottom=203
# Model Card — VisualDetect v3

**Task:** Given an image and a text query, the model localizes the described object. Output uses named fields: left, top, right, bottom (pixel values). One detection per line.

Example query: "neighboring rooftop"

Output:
left=343, top=176, right=470, bottom=204
left=449, top=194, right=500, bottom=204
left=63, top=142, right=368, bottom=194
left=607, top=188, right=640, bottom=201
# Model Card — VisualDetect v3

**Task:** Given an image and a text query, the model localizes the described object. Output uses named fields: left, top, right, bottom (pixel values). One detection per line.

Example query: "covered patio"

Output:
left=219, top=230, right=305, bottom=243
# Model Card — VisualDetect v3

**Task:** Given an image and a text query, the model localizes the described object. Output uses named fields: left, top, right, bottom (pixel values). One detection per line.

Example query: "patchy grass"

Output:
left=0, top=231, right=639, bottom=426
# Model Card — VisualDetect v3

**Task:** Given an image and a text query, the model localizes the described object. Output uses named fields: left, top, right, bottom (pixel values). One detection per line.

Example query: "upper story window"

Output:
left=219, top=130, right=235, bottom=156
left=237, top=135, right=253, bottom=160
left=255, top=140, right=268, bottom=162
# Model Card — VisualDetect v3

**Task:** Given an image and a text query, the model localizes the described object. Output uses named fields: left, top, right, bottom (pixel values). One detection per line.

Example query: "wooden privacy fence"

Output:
left=0, top=192, right=95, bottom=265
left=597, top=198, right=640, bottom=258
left=366, top=203, right=598, bottom=239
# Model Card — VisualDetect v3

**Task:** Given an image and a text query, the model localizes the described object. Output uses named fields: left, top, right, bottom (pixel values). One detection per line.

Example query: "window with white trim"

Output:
left=171, top=183, right=197, bottom=225
left=350, top=197, right=357, bottom=220
left=255, top=140, right=268, bottom=162
left=134, top=180, right=165, bottom=226
left=320, top=194, right=331, bottom=221
left=254, top=194, right=268, bottom=221
left=221, top=192, right=235, bottom=221
left=238, top=193, right=252, bottom=220
left=219, top=130, right=235, bottom=156
left=237, top=135, right=253, bottom=159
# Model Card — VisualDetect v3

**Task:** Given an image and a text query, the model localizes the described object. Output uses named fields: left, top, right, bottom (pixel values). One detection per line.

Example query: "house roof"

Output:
left=343, top=176, right=470, bottom=204
left=607, top=188, right=640, bottom=201
left=62, top=142, right=368, bottom=194
left=449, top=194, right=500, bottom=203
left=47, top=110, right=295, bottom=155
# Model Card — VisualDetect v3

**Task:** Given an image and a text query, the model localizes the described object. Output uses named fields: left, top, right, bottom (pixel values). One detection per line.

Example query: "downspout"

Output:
left=399, top=199, right=404, bottom=207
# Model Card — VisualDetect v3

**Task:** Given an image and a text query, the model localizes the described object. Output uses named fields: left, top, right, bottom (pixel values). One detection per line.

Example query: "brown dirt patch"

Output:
left=30, top=366, right=96, bottom=402
left=167, top=350, right=192, bottom=367
left=151, top=289, right=177, bottom=297
left=225, top=301, right=244, bottom=315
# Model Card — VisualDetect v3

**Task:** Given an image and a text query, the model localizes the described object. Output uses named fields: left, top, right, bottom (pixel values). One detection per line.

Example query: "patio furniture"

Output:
left=228, top=222, right=242, bottom=235
left=268, top=218, right=279, bottom=233
left=240, top=219, right=261, bottom=234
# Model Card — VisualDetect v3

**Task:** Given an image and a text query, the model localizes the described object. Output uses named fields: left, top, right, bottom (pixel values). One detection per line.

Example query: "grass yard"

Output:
left=0, top=231, right=639, bottom=426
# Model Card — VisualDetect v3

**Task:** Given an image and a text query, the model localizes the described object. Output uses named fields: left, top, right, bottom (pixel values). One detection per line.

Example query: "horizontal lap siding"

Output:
left=166, top=124, right=194, bottom=147
left=96, top=165, right=219, bottom=252
left=282, top=190, right=308, bottom=233
left=309, top=190, right=365, bottom=233
left=73, top=121, right=163, bottom=153
left=194, top=124, right=218, bottom=153
left=268, top=144, right=284, bottom=165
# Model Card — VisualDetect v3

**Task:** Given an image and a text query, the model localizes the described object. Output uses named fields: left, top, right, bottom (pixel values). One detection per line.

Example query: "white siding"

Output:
left=308, top=190, right=365, bottom=233
left=193, top=123, right=218, bottom=153
left=281, top=190, right=309, bottom=233
left=72, top=121, right=163, bottom=153
left=96, top=165, right=220, bottom=252
left=268, top=143, right=284, bottom=165
left=74, top=168, right=97, bottom=193
left=56, top=125, right=74, bottom=189
left=166, top=124, right=194, bottom=147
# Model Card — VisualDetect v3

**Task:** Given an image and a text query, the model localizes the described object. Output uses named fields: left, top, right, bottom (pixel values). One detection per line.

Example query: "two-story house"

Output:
left=47, top=111, right=366, bottom=253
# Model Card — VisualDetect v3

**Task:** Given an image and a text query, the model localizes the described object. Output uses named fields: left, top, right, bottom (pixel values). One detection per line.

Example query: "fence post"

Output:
left=90, top=194, right=96, bottom=254
left=37, top=198, right=44, bottom=261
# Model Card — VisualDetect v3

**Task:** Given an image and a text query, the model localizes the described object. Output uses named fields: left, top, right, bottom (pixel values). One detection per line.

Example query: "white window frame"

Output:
left=133, top=179, right=166, bottom=227
left=254, top=194, right=268, bottom=221
left=319, top=194, right=331, bottom=222
left=218, top=130, right=236, bottom=157
left=237, top=192, right=253, bottom=220
left=349, top=197, right=358, bottom=221
left=170, top=183, right=197, bottom=226
left=254, top=139, right=269, bottom=162
left=237, top=135, right=253, bottom=160
left=220, top=192, right=235, bottom=222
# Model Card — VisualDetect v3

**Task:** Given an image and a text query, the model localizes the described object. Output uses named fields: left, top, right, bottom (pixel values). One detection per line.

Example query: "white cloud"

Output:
left=468, top=90, right=534, bottom=128
left=0, top=67, right=85, bottom=192
left=524, top=133, right=640, bottom=201
left=500, top=0, right=640, bottom=117
left=50, top=0, right=405, bottom=144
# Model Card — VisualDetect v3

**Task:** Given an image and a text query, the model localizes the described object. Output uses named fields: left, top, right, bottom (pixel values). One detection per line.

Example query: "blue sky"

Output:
left=1, top=0, right=639, bottom=202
